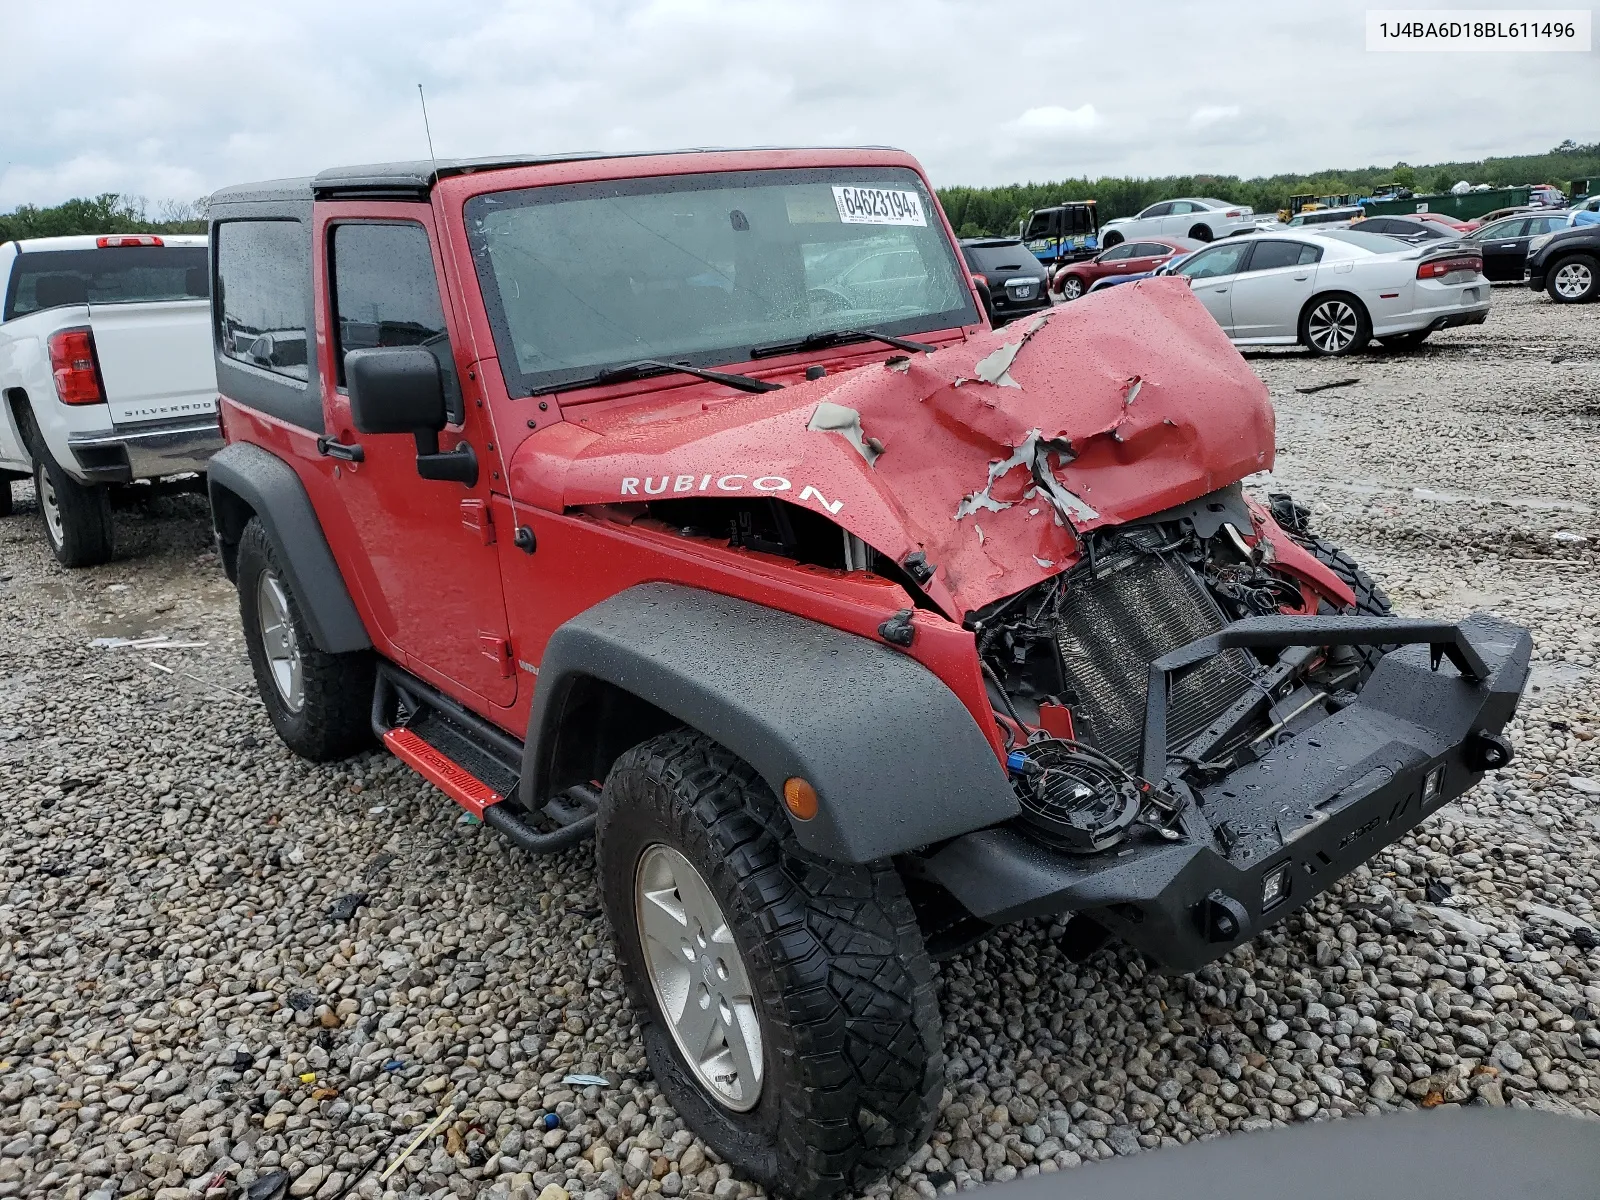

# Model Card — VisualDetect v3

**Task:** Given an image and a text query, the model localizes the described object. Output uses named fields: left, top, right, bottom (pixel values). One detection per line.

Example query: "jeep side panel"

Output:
left=524, top=583, right=1020, bottom=863
left=208, top=441, right=371, bottom=653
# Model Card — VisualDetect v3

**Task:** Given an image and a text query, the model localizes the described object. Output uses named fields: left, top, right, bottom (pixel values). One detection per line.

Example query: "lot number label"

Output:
left=833, top=186, right=927, bottom=226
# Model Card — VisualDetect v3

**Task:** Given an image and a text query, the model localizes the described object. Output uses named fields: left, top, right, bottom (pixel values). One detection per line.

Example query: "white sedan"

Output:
left=1158, top=229, right=1490, bottom=356
left=1099, top=197, right=1263, bottom=247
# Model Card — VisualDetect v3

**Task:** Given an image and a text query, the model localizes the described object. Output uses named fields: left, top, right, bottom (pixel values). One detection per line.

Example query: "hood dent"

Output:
left=513, top=279, right=1274, bottom=619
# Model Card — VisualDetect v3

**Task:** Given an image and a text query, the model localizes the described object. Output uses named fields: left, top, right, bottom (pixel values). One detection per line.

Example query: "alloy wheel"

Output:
left=256, top=570, right=304, bottom=713
left=1553, top=261, right=1593, bottom=299
left=1062, top=278, right=1083, bottom=300
left=635, top=843, right=763, bottom=1111
left=1306, top=300, right=1359, bottom=353
left=36, top=463, right=63, bottom=548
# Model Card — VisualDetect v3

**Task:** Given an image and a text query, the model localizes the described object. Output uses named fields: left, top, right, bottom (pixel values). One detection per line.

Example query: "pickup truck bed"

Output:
left=0, top=234, right=220, bottom=565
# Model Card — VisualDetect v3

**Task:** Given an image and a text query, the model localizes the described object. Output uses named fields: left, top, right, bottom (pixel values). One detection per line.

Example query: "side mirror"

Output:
left=347, top=347, right=447, bottom=439
left=346, top=346, right=477, bottom=486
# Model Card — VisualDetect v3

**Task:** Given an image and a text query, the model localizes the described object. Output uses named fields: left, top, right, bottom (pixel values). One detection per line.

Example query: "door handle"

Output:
left=1211, top=287, right=1228, bottom=293
left=317, top=437, right=365, bottom=463
left=1293, top=274, right=1310, bottom=280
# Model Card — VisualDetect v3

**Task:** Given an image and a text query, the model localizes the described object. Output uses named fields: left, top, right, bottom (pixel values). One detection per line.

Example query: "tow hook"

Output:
left=1199, top=890, right=1251, bottom=943
left=1466, top=730, right=1514, bottom=771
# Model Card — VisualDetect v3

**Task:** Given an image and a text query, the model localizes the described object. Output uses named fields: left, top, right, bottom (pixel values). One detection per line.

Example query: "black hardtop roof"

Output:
left=210, top=146, right=901, bottom=205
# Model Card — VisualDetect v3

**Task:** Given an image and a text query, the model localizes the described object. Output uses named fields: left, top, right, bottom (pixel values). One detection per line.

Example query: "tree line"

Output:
left=938, top=139, right=1600, bottom=238
left=3, top=140, right=1597, bottom=243
left=0, top=194, right=206, bottom=243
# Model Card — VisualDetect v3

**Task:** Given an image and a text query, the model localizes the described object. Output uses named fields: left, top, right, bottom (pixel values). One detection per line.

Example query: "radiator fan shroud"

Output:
left=1012, top=740, right=1142, bottom=854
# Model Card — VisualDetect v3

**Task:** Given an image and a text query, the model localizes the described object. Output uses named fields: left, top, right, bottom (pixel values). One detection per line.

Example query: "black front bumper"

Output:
left=923, top=612, right=1532, bottom=973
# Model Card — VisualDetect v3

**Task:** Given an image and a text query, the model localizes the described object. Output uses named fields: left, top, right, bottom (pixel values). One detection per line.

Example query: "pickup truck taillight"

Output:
left=97, top=234, right=163, bottom=248
left=1417, top=256, right=1482, bottom=279
left=48, top=327, right=106, bottom=406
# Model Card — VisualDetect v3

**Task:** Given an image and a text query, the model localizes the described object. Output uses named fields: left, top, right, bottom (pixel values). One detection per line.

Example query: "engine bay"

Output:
left=971, top=490, right=1372, bottom=858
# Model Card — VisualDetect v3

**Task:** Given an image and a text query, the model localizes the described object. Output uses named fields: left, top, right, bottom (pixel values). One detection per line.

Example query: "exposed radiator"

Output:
left=1054, top=554, right=1256, bottom=771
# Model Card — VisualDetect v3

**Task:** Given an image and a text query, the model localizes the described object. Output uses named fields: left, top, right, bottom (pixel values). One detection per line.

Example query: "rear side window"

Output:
left=216, top=221, right=309, bottom=381
left=1248, top=241, right=1321, bottom=271
left=328, top=222, right=461, bottom=420
left=1126, top=242, right=1170, bottom=257
left=4, top=246, right=207, bottom=321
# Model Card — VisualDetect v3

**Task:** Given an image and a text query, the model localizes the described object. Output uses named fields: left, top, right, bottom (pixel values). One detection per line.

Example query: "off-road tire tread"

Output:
left=600, top=729, right=943, bottom=1200
left=1291, top=531, right=1393, bottom=677
left=0, top=478, right=12, bottom=518
left=237, top=519, right=374, bottom=761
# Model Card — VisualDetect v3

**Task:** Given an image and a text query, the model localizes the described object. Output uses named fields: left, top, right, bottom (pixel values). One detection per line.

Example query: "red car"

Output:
left=1052, top=236, right=1201, bottom=299
left=1413, top=211, right=1472, bottom=234
left=204, top=147, right=1530, bottom=1199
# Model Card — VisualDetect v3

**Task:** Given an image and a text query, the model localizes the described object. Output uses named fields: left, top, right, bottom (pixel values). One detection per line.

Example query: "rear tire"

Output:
left=34, top=452, right=113, bottom=567
left=1300, top=293, right=1370, bottom=357
left=1188, top=224, right=1214, bottom=242
left=1379, top=329, right=1430, bottom=350
left=1546, top=254, right=1598, bottom=302
left=597, top=730, right=943, bottom=1200
left=236, top=517, right=374, bottom=761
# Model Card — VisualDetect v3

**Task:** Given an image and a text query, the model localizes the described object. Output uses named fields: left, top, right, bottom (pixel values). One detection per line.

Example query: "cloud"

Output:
left=1006, top=105, right=1101, bottom=135
left=1189, top=105, right=1242, bottom=128
left=0, top=0, right=1594, bottom=208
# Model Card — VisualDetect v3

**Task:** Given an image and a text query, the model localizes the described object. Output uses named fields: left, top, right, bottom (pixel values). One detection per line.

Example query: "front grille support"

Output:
left=1139, top=615, right=1491, bottom=782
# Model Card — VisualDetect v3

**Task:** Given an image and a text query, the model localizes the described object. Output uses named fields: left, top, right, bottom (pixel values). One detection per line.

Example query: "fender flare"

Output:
left=206, top=442, right=370, bottom=653
left=523, top=583, right=1019, bottom=863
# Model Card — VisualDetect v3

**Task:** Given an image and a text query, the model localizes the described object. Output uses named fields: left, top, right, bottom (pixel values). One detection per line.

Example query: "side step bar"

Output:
left=372, top=663, right=597, bottom=854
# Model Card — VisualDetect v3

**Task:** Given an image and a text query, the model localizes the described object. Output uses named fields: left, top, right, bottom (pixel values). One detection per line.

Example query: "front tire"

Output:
left=1300, top=293, right=1371, bottom=356
left=1547, top=254, right=1598, bottom=302
left=598, top=731, right=942, bottom=1200
left=1101, top=231, right=1124, bottom=248
left=34, top=452, right=113, bottom=567
left=0, top=478, right=12, bottom=518
left=236, top=518, right=374, bottom=761
left=1059, top=275, right=1084, bottom=300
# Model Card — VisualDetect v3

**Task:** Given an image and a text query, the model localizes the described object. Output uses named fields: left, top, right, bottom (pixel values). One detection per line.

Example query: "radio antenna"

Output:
left=417, top=84, right=439, bottom=169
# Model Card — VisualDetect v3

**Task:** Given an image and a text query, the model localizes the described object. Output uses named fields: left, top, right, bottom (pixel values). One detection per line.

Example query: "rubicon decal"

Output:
left=620, top=474, right=844, bottom=513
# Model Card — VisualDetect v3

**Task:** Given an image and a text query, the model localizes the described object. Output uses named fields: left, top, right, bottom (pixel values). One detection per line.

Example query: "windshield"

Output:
left=4, top=246, right=208, bottom=321
left=465, top=167, right=977, bottom=397
left=962, top=241, right=1043, bottom=276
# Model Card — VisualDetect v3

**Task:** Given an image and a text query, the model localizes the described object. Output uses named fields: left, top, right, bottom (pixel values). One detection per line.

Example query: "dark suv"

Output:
left=1525, top=221, right=1600, bottom=302
left=959, top=237, right=1051, bottom=324
left=204, top=147, right=1530, bottom=1199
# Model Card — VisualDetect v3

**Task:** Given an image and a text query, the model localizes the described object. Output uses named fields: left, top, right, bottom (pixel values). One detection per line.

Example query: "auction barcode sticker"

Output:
left=1367, top=9, right=1591, bottom=50
left=833, top=186, right=927, bottom=226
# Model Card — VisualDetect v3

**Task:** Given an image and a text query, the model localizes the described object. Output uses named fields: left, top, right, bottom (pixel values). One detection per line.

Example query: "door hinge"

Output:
left=461, top=499, right=495, bottom=545
left=479, top=634, right=513, bottom=678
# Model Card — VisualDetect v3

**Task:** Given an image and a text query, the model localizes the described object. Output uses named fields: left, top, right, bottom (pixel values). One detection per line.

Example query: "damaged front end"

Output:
left=912, top=488, right=1532, bottom=972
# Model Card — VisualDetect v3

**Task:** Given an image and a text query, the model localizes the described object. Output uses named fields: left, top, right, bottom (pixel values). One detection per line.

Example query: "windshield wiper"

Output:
left=531, top=359, right=782, bottom=396
left=749, top=328, right=936, bottom=359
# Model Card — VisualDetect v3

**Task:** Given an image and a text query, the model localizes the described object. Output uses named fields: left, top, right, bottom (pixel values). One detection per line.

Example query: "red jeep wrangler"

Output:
left=205, top=149, right=1530, bottom=1197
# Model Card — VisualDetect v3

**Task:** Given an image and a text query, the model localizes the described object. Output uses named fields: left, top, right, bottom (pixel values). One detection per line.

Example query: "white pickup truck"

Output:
left=0, top=233, right=220, bottom=566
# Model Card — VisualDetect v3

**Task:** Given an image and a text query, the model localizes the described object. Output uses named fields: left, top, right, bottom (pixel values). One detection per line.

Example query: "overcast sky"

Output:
left=1, top=0, right=1594, bottom=209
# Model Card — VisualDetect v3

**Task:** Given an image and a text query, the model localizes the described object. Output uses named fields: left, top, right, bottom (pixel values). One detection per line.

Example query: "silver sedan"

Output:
left=1159, top=229, right=1491, bottom=356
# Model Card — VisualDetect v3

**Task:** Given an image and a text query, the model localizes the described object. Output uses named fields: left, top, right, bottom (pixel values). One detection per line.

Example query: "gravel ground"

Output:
left=2, top=286, right=1598, bottom=1200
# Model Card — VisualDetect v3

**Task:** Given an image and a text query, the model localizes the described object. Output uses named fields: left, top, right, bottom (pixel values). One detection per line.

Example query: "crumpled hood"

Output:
left=510, top=278, right=1273, bottom=618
